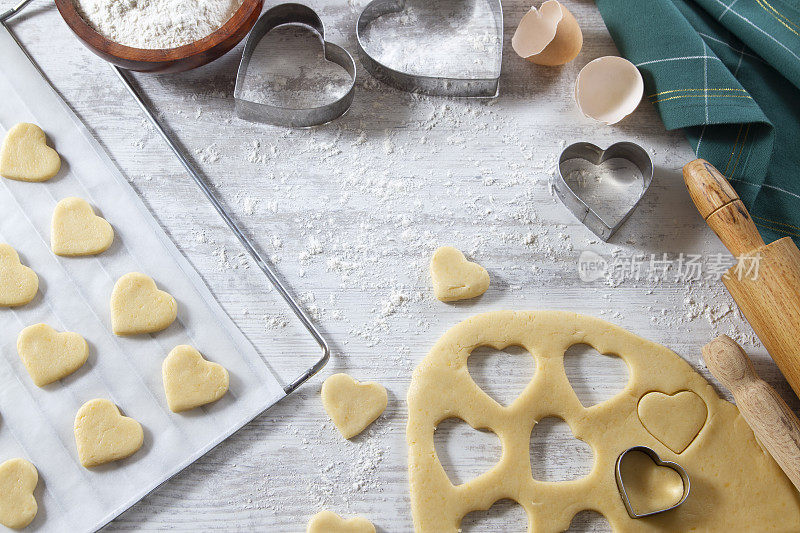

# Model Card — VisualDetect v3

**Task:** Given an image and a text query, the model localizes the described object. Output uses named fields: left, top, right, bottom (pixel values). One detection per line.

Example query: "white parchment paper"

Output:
left=0, top=25, right=286, bottom=532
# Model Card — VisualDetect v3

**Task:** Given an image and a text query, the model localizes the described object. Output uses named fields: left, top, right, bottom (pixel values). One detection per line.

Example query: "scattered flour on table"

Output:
left=74, top=0, right=243, bottom=49
left=186, top=92, right=758, bottom=366
left=358, top=2, right=501, bottom=78
left=114, top=23, right=779, bottom=527
left=162, top=87, right=761, bottom=388
left=99, top=7, right=794, bottom=528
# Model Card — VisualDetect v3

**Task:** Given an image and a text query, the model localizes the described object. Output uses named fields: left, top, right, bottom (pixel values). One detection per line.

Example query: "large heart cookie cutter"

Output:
left=233, top=3, right=356, bottom=127
left=615, top=446, right=691, bottom=519
left=554, top=141, right=653, bottom=241
left=356, top=0, right=502, bottom=97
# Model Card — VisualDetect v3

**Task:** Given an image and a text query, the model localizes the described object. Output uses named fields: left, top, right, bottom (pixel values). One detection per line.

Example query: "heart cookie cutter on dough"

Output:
left=356, top=0, right=503, bottom=97
left=554, top=141, right=653, bottom=241
left=233, top=3, right=356, bottom=127
left=615, top=446, right=691, bottom=519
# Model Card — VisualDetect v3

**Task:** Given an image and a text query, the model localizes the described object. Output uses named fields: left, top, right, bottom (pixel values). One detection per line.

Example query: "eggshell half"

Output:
left=512, top=0, right=583, bottom=66
left=575, top=56, right=644, bottom=124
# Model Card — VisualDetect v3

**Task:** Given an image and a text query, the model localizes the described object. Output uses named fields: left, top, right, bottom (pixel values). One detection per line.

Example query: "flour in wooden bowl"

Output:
left=74, top=0, right=244, bottom=49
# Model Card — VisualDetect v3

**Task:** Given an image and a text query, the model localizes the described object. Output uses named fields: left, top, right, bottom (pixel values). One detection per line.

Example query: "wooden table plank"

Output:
left=2, top=1, right=796, bottom=530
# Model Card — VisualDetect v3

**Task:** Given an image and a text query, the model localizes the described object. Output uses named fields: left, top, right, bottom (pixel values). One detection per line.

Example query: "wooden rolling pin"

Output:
left=684, top=159, right=800, bottom=399
left=703, top=335, right=800, bottom=491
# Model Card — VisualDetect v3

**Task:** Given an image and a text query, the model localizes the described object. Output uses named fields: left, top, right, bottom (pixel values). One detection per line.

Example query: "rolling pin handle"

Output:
left=683, top=159, right=765, bottom=257
left=702, top=336, right=800, bottom=492
left=702, top=334, right=756, bottom=390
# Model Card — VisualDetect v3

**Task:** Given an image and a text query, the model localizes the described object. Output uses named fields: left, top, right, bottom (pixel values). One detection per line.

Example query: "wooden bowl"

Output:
left=54, top=0, right=263, bottom=73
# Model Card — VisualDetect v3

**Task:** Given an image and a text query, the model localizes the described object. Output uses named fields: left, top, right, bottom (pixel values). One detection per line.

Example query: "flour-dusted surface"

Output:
left=359, top=0, right=502, bottom=79
left=561, top=157, right=645, bottom=226
left=3, top=0, right=798, bottom=531
left=73, top=0, right=243, bottom=49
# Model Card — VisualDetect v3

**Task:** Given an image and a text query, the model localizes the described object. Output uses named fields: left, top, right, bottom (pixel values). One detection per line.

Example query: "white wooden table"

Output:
left=3, top=0, right=797, bottom=530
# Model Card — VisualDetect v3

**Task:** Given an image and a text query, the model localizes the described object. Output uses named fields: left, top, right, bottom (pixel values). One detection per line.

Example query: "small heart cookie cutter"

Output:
left=233, top=3, right=356, bottom=127
left=356, top=0, right=503, bottom=97
left=554, top=141, right=653, bottom=241
left=615, top=446, right=691, bottom=519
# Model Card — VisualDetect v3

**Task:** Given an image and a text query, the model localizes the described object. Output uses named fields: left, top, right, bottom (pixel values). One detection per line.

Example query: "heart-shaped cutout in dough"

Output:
left=307, top=510, right=376, bottom=533
left=0, top=458, right=38, bottom=530
left=430, top=246, right=490, bottom=302
left=0, top=244, right=39, bottom=307
left=51, top=197, right=114, bottom=256
left=638, top=390, right=707, bottom=454
left=74, top=399, right=144, bottom=468
left=1, top=123, right=61, bottom=182
left=321, top=373, right=387, bottom=439
left=163, top=345, right=230, bottom=412
left=17, top=323, right=88, bottom=387
left=110, top=272, right=177, bottom=335
left=616, top=448, right=688, bottom=517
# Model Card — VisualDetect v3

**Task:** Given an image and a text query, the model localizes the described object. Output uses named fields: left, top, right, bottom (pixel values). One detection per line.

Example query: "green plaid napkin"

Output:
left=595, top=0, right=800, bottom=244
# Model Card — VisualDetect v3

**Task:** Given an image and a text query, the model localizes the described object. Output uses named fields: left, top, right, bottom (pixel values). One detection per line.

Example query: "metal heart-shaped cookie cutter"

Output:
left=554, top=141, right=653, bottom=241
left=356, top=0, right=502, bottom=97
left=234, top=3, right=356, bottom=127
left=615, top=446, right=691, bottom=519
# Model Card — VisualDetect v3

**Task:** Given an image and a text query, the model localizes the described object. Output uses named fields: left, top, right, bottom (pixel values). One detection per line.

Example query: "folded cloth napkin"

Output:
left=595, top=0, right=800, bottom=245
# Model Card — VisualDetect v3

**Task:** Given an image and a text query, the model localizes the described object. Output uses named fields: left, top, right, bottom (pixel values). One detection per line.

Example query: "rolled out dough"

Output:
left=306, top=510, right=375, bottom=533
left=407, top=311, right=800, bottom=532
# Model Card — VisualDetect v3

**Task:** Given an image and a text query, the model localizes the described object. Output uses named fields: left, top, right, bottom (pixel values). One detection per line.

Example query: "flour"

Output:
left=74, top=0, right=244, bottom=49
left=562, top=157, right=645, bottom=226
left=358, top=0, right=501, bottom=79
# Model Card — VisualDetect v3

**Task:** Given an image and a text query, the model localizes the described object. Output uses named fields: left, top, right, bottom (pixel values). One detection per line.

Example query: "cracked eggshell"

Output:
left=512, top=0, right=583, bottom=66
left=575, top=56, right=644, bottom=124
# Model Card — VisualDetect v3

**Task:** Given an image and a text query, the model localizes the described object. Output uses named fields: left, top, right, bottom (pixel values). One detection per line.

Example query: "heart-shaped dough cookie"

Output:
left=0, top=123, right=61, bottom=182
left=321, top=373, right=387, bottom=439
left=163, top=345, right=229, bottom=412
left=74, top=399, right=144, bottom=468
left=0, top=244, right=38, bottom=307
left=17, top=323, right=88, bottom=387
left=0, top=458, right=38, bottom=530
left=307, top=511, right=375, bottom=533
left=51, top=197, right=114, bottom=256
left=110, top=272, right=177, bottom=335
left=430, top=246, right=490, bottom=302
left=638, top=390, right=707, bottom=454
